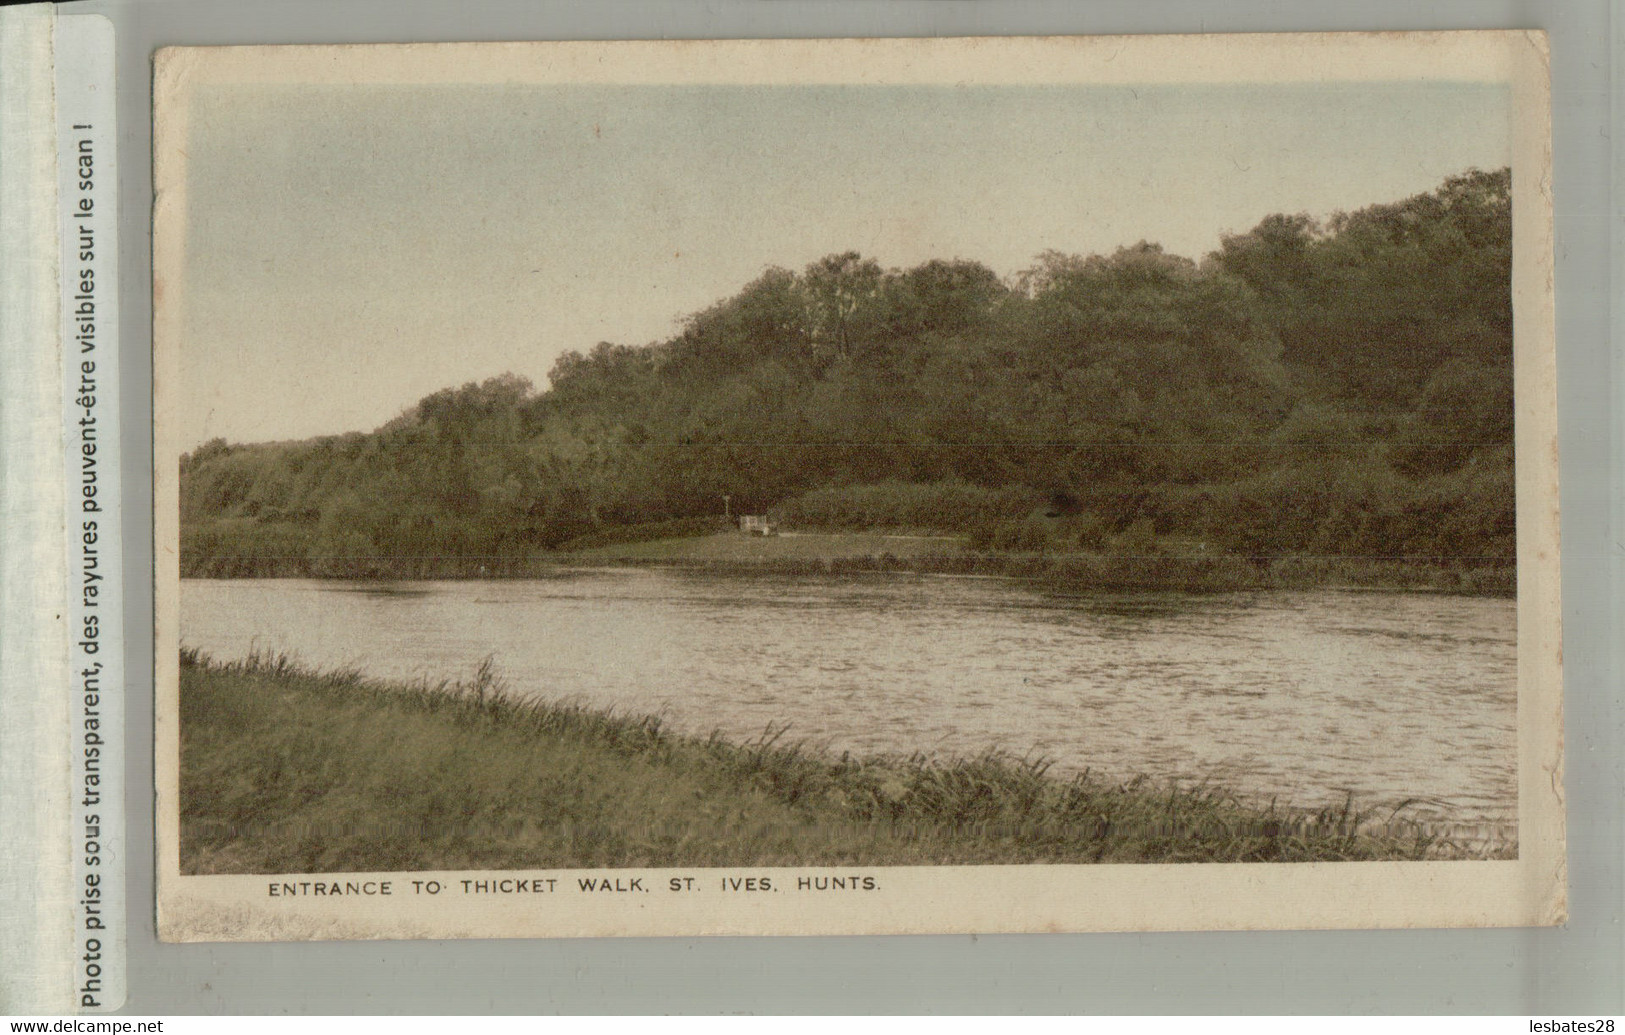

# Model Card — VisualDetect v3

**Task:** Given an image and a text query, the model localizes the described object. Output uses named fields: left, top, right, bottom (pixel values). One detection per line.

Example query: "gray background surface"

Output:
left=89, top=0, right=1621, bottom=1014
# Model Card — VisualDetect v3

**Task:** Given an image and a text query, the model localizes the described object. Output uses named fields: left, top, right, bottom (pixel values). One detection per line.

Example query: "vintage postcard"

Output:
left=152, top=33, right=1562, bottom=941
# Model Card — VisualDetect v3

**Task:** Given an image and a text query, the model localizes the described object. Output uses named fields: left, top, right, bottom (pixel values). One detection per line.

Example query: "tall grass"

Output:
left=179, top=651, right=1501, bottom=874
left=180, top=515, right=1512, bottom=596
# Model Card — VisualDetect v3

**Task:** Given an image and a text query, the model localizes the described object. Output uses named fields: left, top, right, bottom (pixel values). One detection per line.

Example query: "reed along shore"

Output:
left=178, top=531, right=1514, bottom=597
left=179, top=650, right=1507, bottom=874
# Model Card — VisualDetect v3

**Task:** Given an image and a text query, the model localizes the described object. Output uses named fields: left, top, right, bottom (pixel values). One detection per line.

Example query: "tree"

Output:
left=799, top=251, right=884, bottom=365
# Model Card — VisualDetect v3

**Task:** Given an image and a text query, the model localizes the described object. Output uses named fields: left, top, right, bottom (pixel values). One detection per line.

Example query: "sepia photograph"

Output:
left=151, top=34, right=1562, bottom=940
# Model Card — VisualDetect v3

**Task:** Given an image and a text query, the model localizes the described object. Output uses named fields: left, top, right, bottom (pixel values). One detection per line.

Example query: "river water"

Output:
left=180, top=570, right=1517, bottom=834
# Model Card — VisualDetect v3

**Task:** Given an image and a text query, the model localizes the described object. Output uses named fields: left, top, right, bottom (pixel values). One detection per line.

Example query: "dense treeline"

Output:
left=181, top=169, right=1514, bottom=582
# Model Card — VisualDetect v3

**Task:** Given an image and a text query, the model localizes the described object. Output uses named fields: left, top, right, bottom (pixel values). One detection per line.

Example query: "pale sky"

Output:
left=177, top=80, right=1510, bottom=448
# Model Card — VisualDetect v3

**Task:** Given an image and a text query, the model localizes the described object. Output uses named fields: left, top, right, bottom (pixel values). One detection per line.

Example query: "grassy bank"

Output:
left=180, top=651, right=1489, bottom=875
left=567, top=530, right=965, bottom=563
left=180, top=529, right=1513, bottom=596
left=567, top=533, right=1513, bottom=595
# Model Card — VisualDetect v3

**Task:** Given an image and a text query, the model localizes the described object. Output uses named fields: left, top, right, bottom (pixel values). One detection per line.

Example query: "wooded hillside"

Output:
left=180, top=169, right=1514, bottom=578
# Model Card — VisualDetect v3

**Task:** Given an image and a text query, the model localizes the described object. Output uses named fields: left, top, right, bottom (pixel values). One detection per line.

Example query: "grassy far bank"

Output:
left=180, top=525, right=1514, bottom=596
left=567, top=530, right=964, bottom=563
left=561, top=532, right=1514, bottom=595
left=180, top=650, right=1497, bottom=875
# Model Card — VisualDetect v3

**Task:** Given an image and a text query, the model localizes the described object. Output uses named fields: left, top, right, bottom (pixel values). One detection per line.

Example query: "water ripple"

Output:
left=182, top=572, right=1518, bottom=829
